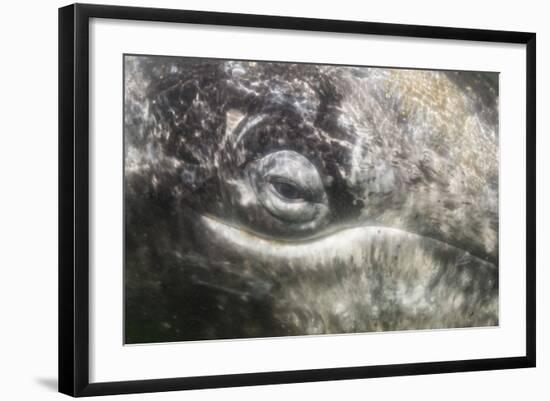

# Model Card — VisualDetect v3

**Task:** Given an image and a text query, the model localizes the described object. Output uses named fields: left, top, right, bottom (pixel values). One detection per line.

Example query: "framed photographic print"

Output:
left=58, top=3, right=536, bottom=397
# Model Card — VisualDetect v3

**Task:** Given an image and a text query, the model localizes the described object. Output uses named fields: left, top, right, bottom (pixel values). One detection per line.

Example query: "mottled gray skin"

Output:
left=124, top=56, right=498, bottom=343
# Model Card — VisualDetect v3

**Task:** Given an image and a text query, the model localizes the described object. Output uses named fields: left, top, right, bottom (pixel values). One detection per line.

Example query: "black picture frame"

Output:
left=59, top=3, right=536, bottom=397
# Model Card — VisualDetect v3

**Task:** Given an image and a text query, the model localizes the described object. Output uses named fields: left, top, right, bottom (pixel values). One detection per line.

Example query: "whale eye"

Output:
left=247, top=150, right=329, bottom=229
left=269, top=176, right=311, bottom=202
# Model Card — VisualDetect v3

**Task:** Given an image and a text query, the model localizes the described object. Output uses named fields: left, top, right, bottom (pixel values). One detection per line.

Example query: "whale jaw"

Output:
left=194, top=216, right=498, bottom=336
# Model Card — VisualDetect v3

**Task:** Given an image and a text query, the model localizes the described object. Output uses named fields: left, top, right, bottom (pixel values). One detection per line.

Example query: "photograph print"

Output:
left=124, top=55, right=499, bottom=344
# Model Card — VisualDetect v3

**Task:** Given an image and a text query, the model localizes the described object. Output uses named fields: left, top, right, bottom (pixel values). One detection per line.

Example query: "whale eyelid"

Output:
left=267, top=175, right=313, bottom=202
left=247, top=149, right=330, bottom=228
left=267, top=175, right=299, bottom=186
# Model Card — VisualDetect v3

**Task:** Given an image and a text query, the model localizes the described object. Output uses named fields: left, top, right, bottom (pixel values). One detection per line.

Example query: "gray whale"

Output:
left=124, top=56, right=499, bottom=343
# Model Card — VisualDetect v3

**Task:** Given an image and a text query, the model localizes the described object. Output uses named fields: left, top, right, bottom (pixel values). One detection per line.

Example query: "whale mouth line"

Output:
left=200, top=214, right=496, bottom=267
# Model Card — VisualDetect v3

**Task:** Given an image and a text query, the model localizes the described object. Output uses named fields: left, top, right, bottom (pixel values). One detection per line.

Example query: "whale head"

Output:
left=124, top=56, right=498, bottom=342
